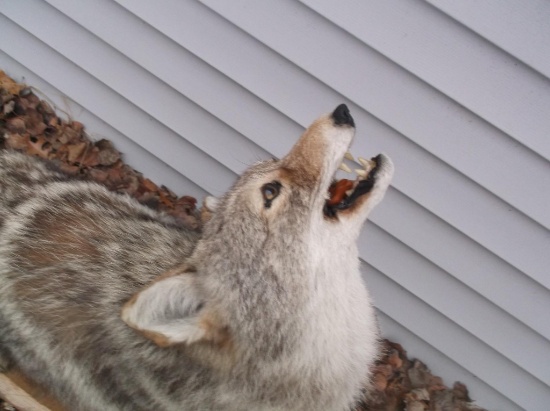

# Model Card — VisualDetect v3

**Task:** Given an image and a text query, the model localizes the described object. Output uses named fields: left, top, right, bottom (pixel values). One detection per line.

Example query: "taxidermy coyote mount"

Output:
left=0, top=104, right=394, bottom=410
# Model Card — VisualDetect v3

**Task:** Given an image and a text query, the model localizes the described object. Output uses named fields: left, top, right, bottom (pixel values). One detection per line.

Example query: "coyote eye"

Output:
left=261, top=182, right=281, bottom=208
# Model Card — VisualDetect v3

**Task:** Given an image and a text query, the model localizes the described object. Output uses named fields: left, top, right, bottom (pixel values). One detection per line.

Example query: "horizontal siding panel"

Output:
left=300, top=0, right=550, bottom=164
left=427, top=0, right=550, bottom=79
left=0, top=51, right=208, bottom=201
left=197, top=0, right=550, bottom=292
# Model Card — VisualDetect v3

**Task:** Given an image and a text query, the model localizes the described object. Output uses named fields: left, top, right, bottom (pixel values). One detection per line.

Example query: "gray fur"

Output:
left=0, top=107, right=393, bottom=410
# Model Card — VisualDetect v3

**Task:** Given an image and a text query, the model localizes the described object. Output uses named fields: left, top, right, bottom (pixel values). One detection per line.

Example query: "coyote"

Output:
left=0, top=104, right=394, bottom=410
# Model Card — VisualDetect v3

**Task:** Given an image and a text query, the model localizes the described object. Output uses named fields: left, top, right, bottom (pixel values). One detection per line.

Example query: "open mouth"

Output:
left=323, top=153, right=383, bottom=218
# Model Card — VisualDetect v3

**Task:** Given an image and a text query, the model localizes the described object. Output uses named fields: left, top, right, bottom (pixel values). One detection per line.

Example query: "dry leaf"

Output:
left=5, top=133, right=29, bottom=150
left=0, top=70, right=24, bottom=95
left=6, top=118, right=25, bottom=133
left=26, top=136, right=51, bottom=159
left=66, top=142, right=87, bottom=163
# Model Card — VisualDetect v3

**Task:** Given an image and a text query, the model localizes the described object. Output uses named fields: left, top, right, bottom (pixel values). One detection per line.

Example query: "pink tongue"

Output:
left=327, top=179, right=354, bottom=206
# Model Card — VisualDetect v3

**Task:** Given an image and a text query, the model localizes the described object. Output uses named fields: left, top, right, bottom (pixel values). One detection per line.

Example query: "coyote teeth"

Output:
left=358, top=157, right=376, bottom=173
left=339, top=163, right=352, bottom=173
left=355, top=168, right=367, bottom=178
left=358, top=157, right=370, bottom=168
left=344, top=151, right=354, bottom=161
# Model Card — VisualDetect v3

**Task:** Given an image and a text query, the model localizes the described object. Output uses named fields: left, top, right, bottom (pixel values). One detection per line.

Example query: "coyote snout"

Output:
left=273, top=103, right=394, bottom=238
left=0, top=105, right=393, bottom=410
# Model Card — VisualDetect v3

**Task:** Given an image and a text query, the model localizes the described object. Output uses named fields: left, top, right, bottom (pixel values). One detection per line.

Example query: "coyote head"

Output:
left=203, top=104, right=394, bottom=243
left=123, top=105, right=393, bottom=365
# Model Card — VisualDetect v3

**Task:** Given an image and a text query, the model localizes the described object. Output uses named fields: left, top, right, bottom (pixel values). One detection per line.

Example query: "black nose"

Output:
left=332, top=104, right=355, bottom=127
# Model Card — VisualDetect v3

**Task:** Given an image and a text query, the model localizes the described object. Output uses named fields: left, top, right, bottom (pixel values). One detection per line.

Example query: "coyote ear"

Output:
left=121, top=267, right=225, bottom=347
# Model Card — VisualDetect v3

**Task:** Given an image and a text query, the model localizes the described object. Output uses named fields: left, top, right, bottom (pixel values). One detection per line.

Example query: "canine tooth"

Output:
left=358, top=157, right=370, bottom=168
left=355, top=168, right=367, bottom=178
left=339, top=163, right=352, bottom=173
left=344, top=151, right=354, bottom=161
left=345, top=189, right=354, bottom=196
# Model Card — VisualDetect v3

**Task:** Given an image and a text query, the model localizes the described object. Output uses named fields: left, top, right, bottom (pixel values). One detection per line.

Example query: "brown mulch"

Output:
left=0, top=70, right=199, bottom=231
left=357, top=339, right=485, bottom=411
left=0, top=71, right=486, bottom=411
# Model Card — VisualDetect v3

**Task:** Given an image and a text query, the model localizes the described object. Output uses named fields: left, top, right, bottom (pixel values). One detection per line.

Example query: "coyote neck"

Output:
left=298, top=224, right=378, bottom=397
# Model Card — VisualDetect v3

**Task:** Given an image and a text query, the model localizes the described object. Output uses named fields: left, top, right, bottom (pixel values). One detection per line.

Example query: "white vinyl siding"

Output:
left=1, top=1, right=548, bottom=410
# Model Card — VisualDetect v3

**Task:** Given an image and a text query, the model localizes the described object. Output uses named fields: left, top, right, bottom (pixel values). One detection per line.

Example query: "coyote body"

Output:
left=0, top=105, right=394, bottom=410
